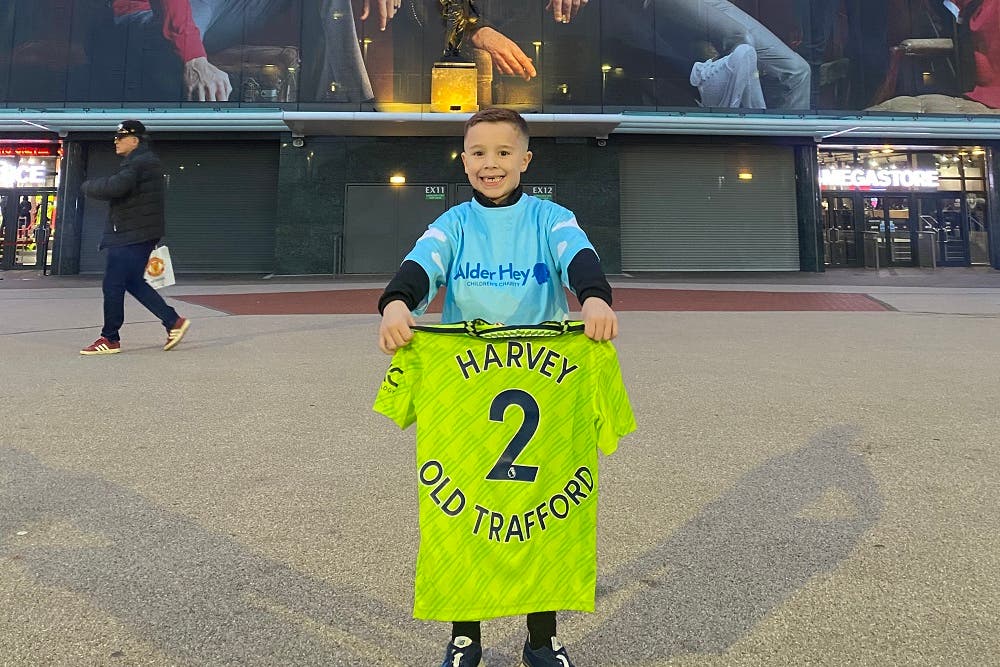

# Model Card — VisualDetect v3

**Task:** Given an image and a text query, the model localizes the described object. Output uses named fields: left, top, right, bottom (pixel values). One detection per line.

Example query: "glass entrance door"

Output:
left=864, top=196, right=915, bottom=267
left=0, top=189, right=57, bottom=270
left=916, top=194, right=970, bottom=266
left=822, top=194, right=861, bottom=267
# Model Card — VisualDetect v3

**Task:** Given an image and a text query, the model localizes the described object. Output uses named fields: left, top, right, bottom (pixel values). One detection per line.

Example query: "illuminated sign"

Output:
left=819, top=168, right=940, bottom=190
left=0, top=144, right=59, bottom=157
left=0, top=161, right=51, bottom=186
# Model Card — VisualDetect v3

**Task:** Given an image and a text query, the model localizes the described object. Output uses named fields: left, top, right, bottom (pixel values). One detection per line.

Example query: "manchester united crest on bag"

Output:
left=144, top=245, right=176, bottom=290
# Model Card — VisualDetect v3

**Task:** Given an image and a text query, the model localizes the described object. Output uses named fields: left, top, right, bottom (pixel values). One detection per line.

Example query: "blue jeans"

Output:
left=101, top=241, right=179, bottom=343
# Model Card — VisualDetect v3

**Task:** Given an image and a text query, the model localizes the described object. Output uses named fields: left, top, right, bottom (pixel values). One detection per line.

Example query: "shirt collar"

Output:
left=472, top=184, right=523, bottom=208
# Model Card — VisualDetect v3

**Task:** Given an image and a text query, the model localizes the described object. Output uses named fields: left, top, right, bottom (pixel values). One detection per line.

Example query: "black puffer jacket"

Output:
left=81, top=143, right=166, bottom=249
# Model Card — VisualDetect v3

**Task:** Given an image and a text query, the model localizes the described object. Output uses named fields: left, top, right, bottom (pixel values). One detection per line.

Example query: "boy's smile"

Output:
left=462, top=121, right=533, bottom=204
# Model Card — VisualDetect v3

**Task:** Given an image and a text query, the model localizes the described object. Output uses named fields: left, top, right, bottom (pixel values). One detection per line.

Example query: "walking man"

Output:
left=80, top=120, right=190, bottom=355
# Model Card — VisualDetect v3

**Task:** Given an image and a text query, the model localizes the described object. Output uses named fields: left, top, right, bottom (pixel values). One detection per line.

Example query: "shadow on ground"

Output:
left=2, top=424, right=881, bottom=665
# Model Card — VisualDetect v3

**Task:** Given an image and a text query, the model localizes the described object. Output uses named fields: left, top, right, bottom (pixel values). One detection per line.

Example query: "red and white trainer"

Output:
left=163, top=316, right=190, bottom=351
left=80, top=337, right=121, bottom=355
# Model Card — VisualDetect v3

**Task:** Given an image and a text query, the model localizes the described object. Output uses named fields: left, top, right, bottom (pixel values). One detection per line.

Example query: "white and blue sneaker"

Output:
left=521, top=636, right=575, bottom=667
left=440, top=636, right=484, bottom=667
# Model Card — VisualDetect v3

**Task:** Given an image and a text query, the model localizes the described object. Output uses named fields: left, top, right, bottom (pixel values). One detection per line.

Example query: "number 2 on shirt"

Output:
left=486, top=389, right=539, bottom=483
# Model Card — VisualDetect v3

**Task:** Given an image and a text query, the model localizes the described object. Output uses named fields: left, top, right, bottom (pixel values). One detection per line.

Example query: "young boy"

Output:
left=377, top=108, right=619, bottom=667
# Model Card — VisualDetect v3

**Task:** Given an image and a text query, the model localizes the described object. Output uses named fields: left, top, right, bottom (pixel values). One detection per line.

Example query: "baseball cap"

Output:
left=115, top=120, right=147, bottom=138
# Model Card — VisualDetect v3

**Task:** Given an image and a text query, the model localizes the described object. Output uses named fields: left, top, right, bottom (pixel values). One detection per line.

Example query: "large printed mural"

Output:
left=0, top=0, right=998, bottom=114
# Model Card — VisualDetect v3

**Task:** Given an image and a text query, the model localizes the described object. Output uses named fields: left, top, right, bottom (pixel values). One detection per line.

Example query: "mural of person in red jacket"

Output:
left=111, top=0, right=398, bottom=102
left=952, top=0, right=1000, bottom=108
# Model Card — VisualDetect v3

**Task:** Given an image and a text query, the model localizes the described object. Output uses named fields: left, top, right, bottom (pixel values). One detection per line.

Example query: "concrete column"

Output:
left=795, top=143, right=824, bottom=272
left=987, top=145, right=1000, bottom=270
left=51, top=140, right=88, bottom=275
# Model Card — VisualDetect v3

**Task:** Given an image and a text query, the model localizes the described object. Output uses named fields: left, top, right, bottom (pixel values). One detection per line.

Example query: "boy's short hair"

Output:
left=464, top=108, right=530, bottom=144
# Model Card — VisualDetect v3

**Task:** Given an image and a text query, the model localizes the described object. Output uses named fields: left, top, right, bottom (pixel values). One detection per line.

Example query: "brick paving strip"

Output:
left=173, top=288, right=892, bottom=315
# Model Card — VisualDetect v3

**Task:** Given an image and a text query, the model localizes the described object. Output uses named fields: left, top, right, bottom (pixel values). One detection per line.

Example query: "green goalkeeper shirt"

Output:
left=373, top=322, right=636, bottom=621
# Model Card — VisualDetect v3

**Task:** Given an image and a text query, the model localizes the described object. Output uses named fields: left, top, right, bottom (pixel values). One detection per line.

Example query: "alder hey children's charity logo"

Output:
left=453, top=262, right=551, bottom=288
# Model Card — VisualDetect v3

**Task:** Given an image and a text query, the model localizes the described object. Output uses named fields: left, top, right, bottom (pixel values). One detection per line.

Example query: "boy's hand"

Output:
left=379, top=300, right=416, bottom=355
left=581, top=297, right=618, bottom=341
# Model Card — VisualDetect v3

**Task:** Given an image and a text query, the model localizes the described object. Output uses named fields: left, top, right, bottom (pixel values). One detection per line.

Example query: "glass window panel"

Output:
left=601, top=0, right=655, bottom=110
left=488, top=3, right=545, bottom=110
left=7, top=0, right=75, bottom=102
left=66, top=3, right=124, bottom=102
left=301, top=0, right=369, bottom=106
left=387, top=0, right=435, bottom=107
left=0, top=3, right=13, bottom=103
left=233, top=2, right=302, bottom=106
left=542, top=1, right=600, bottom=110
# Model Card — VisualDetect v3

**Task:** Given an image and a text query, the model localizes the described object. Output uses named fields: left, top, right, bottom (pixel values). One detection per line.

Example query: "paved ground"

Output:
left=1, top=270, right=999, bottom=666
left=170, top=289, right=890, bottom=316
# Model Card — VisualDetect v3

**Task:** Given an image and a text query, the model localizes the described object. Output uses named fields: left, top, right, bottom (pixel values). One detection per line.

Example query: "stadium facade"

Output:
left=2, top=0, right=999, bottom=275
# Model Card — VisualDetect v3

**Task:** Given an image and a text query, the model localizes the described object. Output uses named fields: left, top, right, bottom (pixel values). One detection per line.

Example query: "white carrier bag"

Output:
left=144, top=244, right=176, bottom=290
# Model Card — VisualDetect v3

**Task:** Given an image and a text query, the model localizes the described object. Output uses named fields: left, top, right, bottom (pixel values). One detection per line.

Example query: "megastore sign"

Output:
left=819, top=168, right=941, bottom=190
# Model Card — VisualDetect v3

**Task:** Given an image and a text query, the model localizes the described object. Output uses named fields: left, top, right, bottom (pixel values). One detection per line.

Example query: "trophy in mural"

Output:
left=441, top=0, right=479, bottom=59
left=430, top=0, right=480, bottom=112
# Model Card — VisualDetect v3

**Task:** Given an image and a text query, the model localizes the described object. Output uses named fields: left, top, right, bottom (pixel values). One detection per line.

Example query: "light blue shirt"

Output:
left=405, top=194, right=596, bottom=325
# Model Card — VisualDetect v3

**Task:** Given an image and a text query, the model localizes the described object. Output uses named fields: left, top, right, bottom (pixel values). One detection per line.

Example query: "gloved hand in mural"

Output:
left=469, top=25, right=538, bottom=80
left=182, top=56, right=233, bottom=103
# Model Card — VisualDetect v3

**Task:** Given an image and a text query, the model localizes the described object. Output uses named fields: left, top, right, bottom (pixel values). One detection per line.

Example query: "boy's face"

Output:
left=462, top=121, right=532, bottom=203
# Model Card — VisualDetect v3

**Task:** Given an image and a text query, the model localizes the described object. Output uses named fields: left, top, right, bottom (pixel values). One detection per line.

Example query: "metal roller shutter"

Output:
left=343, top=184, right=450, bottom=274
left=621, top=144, right=799, bottom=271
left=80, top=140, right=278, bottom=274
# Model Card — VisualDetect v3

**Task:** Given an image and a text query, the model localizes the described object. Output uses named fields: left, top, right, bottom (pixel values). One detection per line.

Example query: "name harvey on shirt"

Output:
left=454, top=340, right=579, bottom=383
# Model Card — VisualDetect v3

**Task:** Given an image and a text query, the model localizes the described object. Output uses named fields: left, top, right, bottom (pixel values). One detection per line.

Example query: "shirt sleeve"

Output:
left=592, top=342, right=636, bottom=456
left=152, top=0, right=207, bottom=62
left=378, top=260, right=430, bottom=314
left=80, top=163, right=140, bottom=201
left=403, top=215, right=458, bottom=316
left=373, top=346, right=419, bottom=429
left=545, top=205, right=596, bottom=292
left=567, top=249, right=612, bottom=307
